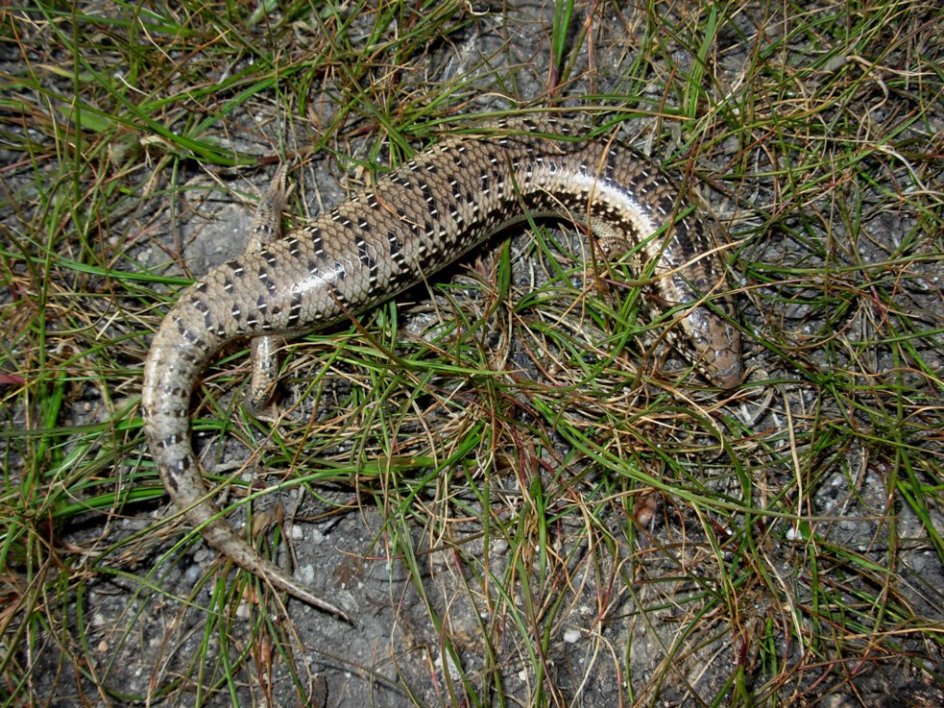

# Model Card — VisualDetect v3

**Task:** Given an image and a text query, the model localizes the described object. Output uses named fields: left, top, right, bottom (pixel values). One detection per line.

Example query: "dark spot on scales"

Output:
left=287, top=292, right=302, bottom=326
left=420, top=181, right=438, bottom=216
left=387, top=230, right=401, bottom=256
left=358, top=240, right=375, bottom=269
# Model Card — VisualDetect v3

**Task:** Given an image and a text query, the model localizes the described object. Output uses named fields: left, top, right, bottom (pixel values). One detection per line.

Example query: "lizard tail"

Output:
left=141, top=292, right=350, bottom=620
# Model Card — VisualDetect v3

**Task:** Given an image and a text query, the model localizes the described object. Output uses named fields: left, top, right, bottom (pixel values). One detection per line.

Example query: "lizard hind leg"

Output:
left=244, top=164, right=290, bottom=418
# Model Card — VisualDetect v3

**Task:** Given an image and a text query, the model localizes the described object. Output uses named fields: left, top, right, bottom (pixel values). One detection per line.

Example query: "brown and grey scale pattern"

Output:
left=141, top=117, right=742, bottom=617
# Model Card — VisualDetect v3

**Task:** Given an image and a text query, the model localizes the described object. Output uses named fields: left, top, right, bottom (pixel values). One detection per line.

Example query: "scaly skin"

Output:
left=141, top=117, right=742, bottom=617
